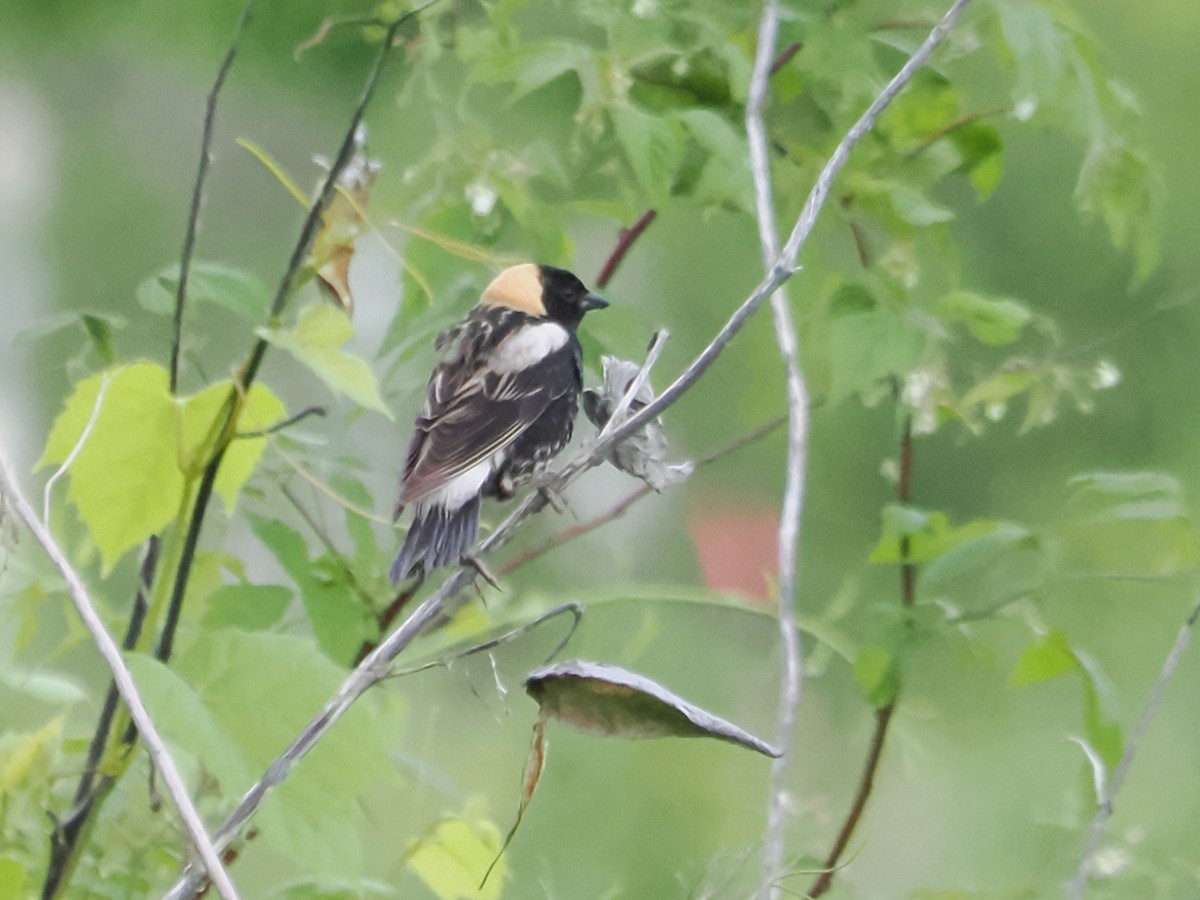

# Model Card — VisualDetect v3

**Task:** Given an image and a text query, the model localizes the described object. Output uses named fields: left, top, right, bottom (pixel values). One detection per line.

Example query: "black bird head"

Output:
left=481, top=263, right=608, bottom=329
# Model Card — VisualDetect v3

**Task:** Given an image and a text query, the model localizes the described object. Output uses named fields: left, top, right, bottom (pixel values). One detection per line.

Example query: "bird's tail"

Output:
left=389, top=496, right=480, bottom=584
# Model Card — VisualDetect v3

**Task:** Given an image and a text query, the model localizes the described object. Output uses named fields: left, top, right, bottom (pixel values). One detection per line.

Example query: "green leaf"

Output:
left=0, top=857, right=27, bottom=898
left=202, top=583, right=292, bottom=631
left=39, top=364, right=285, bottom=571
left=259, top=305, right=392, bottom=418
left=997, top=1, right=1064, bottom=117
left=180, top=380, right=287, bottom=509
left=1058, top=472, right=1197, bottom=578
left=869, top=505, right=1009, bottom=566
left=676, top=109, right=753, bottom=209
left=525, top=660, right=781, bottom=757
left=407, top=809, right=506, bottom=900
left=919, top=522, right=1041, bottom=616
left=136, top=261, right=270, bottom=322
left=935, top=291, right=1032, bottom=345
left=39, top=363, right=182, bottom=572
left=1076, top=136, right=1162, bottom=286
left=887, top=182, right=954, bottom=226
left=853, top=645, right=899, bottom=709
left=173, top=630, right=395, bottom=877
left=0, top=717, right=63, bottom=792
left=250, top=516, right=371, bottom=664
left=1009, top=630, right=1076, bottom=687
left=80, top=314, right=117, bottom=364
left=827, top=309, right=928, bottom=406
left=610, top=104, right=685, bottom=204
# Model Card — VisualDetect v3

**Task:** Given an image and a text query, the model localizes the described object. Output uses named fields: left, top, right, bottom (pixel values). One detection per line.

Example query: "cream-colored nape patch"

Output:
left=480, top=263, right=546, bottom=316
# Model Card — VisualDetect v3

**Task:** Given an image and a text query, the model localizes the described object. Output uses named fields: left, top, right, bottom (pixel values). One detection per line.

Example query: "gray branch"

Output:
left=0, top=449, right=240, bottom=900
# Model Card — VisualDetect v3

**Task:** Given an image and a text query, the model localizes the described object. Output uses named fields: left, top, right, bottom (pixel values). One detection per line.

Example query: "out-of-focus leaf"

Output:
left=887, top=182, right=954, bottom=226
left=0, top=857, right=27, bottom=898
left=853, top=645, right=899, bottom=709
left=919, top=521, right=1041, bottom=616
left=0, top=717, right=63, bottom=792
left=1010, top=630, right=1123, bottom=768
left=407, top=807, right=506, bottom=900
left=525, top=660, right=780, bottom=757
left=1076, top=137, right=1162, bottom=286
left=611, top=104, right=685, bottom=204
left=250, top=516, right=371, bottom=664
left=173, top=630, right=395, bottom=877
left=997, top=1, right=1064, bottom=118
left=827, top=309, right=928, bottom=406
left=1058, top=472, right=1197, bottom=578
left=259, top=305, right=392, bottom=417
left=202, top=583, right=292, bottom=631
left=935, top=290, right=1032, bottom=345
left=869, top=505, right=1011, bottom=566
left=136, top=261, right=270, bottom=322
left=1009, top=630, right=1076, bottom=687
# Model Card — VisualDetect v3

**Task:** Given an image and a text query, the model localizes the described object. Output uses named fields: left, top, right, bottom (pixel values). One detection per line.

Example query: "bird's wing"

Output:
left=397, top=357, right=569, bottom=507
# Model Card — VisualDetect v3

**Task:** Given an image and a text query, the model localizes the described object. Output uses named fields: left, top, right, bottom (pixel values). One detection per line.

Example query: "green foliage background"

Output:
left=2, top=0, right=1200, bottom=897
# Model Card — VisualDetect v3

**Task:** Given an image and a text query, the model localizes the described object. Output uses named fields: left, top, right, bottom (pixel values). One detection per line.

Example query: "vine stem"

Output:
left=0, top=451, right=240, bottom=900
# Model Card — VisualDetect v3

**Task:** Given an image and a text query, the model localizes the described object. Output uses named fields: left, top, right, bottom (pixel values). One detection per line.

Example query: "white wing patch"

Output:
left=490, top=323, right=569, bottom=374
left=425, top=458, right=494, bottom=510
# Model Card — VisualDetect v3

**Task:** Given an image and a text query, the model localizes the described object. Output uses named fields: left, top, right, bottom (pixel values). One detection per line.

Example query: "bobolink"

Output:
left=390, top=263, right=608, bottom=582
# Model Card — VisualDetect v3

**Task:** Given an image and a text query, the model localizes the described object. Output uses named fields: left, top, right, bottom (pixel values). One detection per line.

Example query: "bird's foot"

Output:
left=465, top=555, right=502, bottom=591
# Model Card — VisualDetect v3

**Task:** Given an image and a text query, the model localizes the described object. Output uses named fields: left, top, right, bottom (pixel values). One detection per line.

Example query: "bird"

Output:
left=390, top=263, right=609, bottom=583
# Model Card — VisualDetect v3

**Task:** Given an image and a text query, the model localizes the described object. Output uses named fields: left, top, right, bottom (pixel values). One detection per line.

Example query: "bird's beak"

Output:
left=582, top=293, right=609, bottom=311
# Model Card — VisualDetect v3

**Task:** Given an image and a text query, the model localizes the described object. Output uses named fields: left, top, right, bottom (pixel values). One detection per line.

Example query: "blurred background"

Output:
left=2, top=0, right=1200, bottom=897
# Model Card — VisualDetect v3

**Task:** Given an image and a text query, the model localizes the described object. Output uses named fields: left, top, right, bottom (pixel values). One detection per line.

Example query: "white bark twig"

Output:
left=745, top=2, right=807, bottom=897
left=0, top=449, right=240, bottom=900
left=165, top=2, right=976, bottom=892
left=1066, top=595, right=1200, bottom=898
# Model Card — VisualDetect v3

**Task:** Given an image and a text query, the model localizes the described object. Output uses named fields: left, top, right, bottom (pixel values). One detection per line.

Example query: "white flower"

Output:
left=1090, top=359, right=1121, bottom=390
left=465, top=180, right=498, bottom=217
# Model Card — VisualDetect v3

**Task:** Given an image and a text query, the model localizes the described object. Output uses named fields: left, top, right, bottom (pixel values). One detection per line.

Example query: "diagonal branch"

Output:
left=1066, top=594, right=1200, bottom=898
left=171, top=0, right=258, bottom=393
left=165, top=2, right=976, bottom=892
left=745, top=1, right=808, bottom=896
left=0, top=452, right=240, bottom=900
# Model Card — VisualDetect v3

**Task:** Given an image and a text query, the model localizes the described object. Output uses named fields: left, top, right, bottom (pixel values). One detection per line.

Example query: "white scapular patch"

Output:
left=426, top=459, right=494, bottom=511
left=490, top=323, right=569, bottom=374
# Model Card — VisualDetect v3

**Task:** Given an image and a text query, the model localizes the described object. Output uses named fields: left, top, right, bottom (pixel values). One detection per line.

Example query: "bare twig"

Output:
left=0, top=452, right=240, bottom=900
left=596, top=329, right=668, bottom=443
left=595, top=209, right=657, bottom=289
left=499, top=416, right=786, bottom=576
left=171, top=0, right=258, bottom=393
left=808, top=704, right=896, bottom=898
left=746, top=2, right=808, bottom=896
left=166, top=2, right=974, bottom=890
left=1066, top=595, right=1200, bottom=898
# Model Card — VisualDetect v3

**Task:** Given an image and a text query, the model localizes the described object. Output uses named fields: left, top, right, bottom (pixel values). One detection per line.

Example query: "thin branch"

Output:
left=594, top=209, right=657, bottom=289
left=746, top=1, right=808, bottom=896
left=171, top=0, right=257, bottom=393
left=0, top=452, right=240, bottom=900
left=809, top=416, right=913, bottom=899
left=165, top=3, right=974, bottom=890
left=236, top=404, right=326, bottom=438
left=769, top=41, right=801, bottom=76
left=808, top=704, right=895, bottom=898
left=499, top=416, right=786, bottom=576
left=1066, top=595, right=1200, bottom=898
left=596, top=329, right=668, bottom=443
